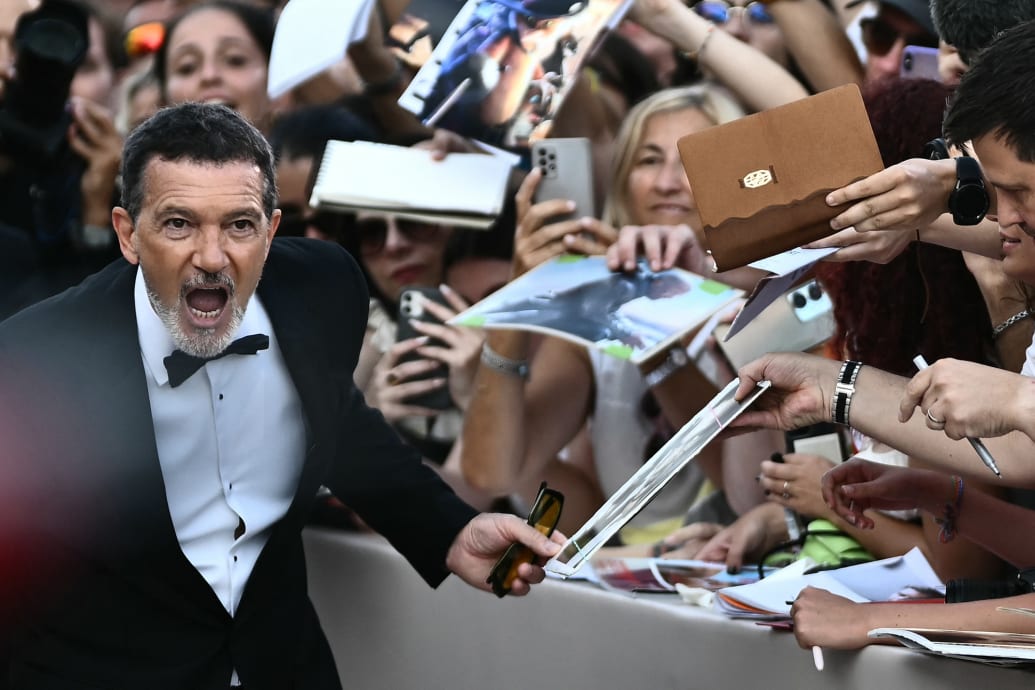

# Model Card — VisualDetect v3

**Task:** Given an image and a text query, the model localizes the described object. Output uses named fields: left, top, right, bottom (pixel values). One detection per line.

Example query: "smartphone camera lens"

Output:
left=792, top=292, right=807, bottom=309
left=808, top=283, right=823, bottom=301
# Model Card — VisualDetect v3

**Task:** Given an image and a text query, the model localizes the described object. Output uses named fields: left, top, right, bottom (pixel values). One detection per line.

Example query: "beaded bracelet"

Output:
left=934, top=475, right=964, bottom=544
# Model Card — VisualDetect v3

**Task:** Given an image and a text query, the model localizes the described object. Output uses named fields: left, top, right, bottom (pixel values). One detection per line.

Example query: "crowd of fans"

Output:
left=5, top=0, right=1035, bottom=672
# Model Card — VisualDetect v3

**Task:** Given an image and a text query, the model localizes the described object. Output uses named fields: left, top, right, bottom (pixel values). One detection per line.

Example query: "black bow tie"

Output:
left=164, top=333, right=270, bottom=388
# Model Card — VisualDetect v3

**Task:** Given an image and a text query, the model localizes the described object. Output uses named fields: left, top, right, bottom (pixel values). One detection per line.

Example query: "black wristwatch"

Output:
left=948, top=155, right=989, bottom=226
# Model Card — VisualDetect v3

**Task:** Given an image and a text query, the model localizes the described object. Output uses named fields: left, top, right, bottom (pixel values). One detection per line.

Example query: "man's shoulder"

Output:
left=267, top=236, right=357, bottom=273
left=264, top=237, right=367, bottom=301
left=0, top=258, right=134, bottom=347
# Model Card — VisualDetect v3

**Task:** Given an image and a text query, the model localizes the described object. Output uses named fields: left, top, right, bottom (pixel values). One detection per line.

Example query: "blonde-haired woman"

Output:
left=460, top=83, right=777, bottom=546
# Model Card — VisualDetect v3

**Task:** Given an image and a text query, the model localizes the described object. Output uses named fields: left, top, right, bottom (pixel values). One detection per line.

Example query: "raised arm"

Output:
left=628, top=0, right=808, bottom=111
left=767, top=0, right=864, bottom=91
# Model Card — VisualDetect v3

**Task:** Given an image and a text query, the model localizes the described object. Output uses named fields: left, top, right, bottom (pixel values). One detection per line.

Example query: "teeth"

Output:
left=189, top=307, right=222, bottom=319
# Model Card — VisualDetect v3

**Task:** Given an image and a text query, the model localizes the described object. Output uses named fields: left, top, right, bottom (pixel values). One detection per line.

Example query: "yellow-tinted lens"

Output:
left=486, top=483, right=564, bottom=597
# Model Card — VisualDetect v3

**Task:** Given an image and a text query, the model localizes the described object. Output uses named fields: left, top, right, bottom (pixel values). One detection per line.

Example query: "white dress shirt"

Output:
left=134, top=269, right=306, bottom=617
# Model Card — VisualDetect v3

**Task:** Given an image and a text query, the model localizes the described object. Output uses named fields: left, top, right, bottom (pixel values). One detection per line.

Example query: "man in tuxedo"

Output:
left=0, top=103, right=559, bottom=689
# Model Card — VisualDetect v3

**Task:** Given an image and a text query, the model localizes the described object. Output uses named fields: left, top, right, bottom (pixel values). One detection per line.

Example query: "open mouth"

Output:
left=185, top=286, right=229, bottom=323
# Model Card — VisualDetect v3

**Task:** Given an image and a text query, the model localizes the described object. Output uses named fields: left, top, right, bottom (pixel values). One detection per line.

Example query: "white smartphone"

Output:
left=531, top=137, right=596, bottom=221
left=900, top=45, right=940, bottom=81
left=714, top=279, right=835, bottom=371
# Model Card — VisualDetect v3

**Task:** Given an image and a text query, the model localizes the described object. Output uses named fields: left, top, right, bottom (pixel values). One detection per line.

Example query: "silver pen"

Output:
left=913, top=355, right=1001, bottom=478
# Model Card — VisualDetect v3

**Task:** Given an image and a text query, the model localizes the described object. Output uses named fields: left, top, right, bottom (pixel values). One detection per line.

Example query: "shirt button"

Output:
left=233, top=555, right=238, bottom=562
left=218, top=393, right=224, bottom=400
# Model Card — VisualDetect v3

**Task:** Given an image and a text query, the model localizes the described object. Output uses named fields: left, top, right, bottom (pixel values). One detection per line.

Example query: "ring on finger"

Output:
left=386, top=372, right=398, bottom=386
left=781, top=480, right=790, bottom=500
left=926, top=408, right=945, bottom=426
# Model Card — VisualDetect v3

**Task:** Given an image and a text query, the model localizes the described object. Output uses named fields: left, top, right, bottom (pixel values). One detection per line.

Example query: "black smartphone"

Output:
left=785, top=423, right=848, bottom=464
left=396, top=286, right=453, bottom=411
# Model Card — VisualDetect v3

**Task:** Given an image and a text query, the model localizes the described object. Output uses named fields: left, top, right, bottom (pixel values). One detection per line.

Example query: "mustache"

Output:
left=181, top=272, right=236, bottom=297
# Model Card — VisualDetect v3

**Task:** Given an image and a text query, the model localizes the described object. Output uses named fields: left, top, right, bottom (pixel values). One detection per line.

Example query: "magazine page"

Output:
left=588, top=557, right=768, bottom=595
left=544, top=379, right=771, bottom=578
left=450, top=255, right=743, bottom=365
left=398, top=0, right=633, bottom=147
left=715, top=547, right=943, bottom=619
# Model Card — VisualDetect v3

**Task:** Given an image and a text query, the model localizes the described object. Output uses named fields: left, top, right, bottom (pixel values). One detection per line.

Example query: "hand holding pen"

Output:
left=911, top=355, right=1001, bottom=478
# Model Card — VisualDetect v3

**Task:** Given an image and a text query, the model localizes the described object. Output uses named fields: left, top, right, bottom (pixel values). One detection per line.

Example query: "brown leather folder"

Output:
left=677, top=84, right=884, bottom=272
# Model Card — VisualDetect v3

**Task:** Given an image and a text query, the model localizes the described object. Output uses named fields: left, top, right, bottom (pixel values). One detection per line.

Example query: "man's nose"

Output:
left=193, top=228, right=230, bottom=272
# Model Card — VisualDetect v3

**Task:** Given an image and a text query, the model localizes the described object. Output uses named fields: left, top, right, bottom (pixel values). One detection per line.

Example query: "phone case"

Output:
left=714, top=279, right=834, bottom=371
left=531, top=137, right=596, bottom=222
left=900, top=45, right=940, bottom=81
left=396, top=286, right=453, bottom=411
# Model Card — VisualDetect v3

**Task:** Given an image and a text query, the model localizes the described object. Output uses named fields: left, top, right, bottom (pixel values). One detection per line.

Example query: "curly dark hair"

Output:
left=813, top=77, right=994, bottom=376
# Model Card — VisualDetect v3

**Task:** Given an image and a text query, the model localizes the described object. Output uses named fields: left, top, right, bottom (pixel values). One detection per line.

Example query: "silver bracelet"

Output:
left=992, top=309, right=1031, bottom=340
left=480, top=343, right=529, bottom=379
left=830, top=360, right=862, bottom=426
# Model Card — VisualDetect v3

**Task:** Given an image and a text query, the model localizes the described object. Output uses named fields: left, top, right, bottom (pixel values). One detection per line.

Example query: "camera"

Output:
left=0, top=0, right=89, bottom=163
left=945, top=568, right=1035, bottom=603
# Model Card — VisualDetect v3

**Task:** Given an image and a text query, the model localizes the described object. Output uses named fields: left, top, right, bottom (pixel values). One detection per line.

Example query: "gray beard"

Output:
left=144, top=274, right=244, bottom=359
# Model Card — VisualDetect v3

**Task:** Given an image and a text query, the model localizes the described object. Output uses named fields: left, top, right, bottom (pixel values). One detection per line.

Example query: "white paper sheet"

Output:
left=267, top=0, right=375, bottom=99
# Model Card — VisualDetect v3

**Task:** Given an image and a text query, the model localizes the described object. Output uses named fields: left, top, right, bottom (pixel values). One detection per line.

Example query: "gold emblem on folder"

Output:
left=740, top=167, right=777, bottom=189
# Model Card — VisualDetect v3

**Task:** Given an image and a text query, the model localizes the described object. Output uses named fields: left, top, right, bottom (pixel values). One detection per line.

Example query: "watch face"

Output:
left=952, top=184, right=990, bottom=224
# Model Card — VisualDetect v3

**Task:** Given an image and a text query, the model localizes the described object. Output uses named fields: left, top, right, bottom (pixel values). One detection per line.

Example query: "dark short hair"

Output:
left=943, top=20, right=1035, bottom=163
left=268, top=104, right=379, bottom=161
left=152, top=0, right=275, bottom=98
left=932, top=0, right=1035, bottom=64
left=120, top=102, right=277, bottom=221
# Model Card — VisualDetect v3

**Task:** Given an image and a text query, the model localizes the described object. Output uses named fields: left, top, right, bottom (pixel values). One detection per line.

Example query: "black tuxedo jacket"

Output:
left=0, top=238, right=478, bottom=689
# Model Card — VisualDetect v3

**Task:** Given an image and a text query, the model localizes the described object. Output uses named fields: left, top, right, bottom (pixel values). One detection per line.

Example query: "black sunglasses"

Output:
left=859, top=16, right=937, bottom=57
left=486, top=482, right=564, bottom=598
left=278, top=210, right=352, bottom=240
left=355, top=217, right=442, bottom=256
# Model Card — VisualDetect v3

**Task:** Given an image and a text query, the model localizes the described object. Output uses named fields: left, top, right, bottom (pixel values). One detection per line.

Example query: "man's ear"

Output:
left=112, top=207, right=139, bottom=265
left=266, top=208, right=281, bottom=256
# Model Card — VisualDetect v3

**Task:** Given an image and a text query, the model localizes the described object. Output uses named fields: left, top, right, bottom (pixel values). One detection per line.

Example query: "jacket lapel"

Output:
left=76, top=261, right=230, bottom=620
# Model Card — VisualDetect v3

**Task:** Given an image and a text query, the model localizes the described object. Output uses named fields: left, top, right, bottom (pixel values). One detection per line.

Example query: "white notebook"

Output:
left=309, top=140, right=514, bottom=229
